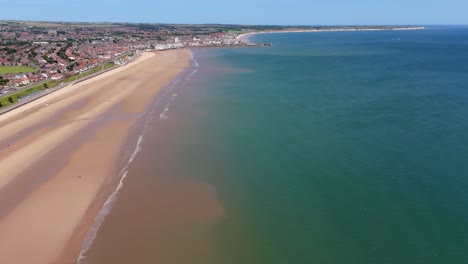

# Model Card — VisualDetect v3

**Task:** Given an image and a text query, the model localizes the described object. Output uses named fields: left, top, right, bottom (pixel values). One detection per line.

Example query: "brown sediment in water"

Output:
left=82, top=111, right=225, bottom=264
left=0, top=49, right=191, bottom=264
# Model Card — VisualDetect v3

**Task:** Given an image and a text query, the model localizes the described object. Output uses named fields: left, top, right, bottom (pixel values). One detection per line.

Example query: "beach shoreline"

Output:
left=236, top=26, right=425, bottom=43
left=0, top=49, right=192, bottom=264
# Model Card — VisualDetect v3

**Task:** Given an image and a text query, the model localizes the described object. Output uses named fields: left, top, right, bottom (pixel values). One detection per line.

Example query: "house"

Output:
left=51, top=74, right=64, bottom=80
left=11, top=77, right=30, bottom=87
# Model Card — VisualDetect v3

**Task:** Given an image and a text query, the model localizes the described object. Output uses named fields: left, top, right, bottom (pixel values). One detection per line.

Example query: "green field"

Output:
left=0, top=62, right=116, bottom=108
left=0, top=80, right=60, bottom=108
left=117, top=53, right=134, bottom=61
left=63, top=62, right=115, bottom=83
left=227, top=30, right=244, bottom=34
left=0, top=66, right=38, bottom=74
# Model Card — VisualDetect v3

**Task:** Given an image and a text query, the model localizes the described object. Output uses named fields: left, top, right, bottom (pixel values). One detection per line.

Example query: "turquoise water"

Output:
left=192, top=27, right=468, bottom=263
left=86, top=27, right=468, bottom=263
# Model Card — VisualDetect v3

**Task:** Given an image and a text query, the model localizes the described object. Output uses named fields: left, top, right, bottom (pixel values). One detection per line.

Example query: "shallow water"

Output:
left=84, top=27, right=468, bottom=264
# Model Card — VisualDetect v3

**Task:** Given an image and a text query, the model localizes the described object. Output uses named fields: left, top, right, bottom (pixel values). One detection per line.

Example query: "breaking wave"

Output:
left=76, top=54, right=199, bottom=263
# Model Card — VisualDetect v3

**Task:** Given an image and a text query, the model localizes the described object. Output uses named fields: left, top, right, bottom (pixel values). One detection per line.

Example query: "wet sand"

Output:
left=83, top=102, right=225, bottom=264
left=82, top=50, right=225, bottom=264
left=0, top=49, right=191, bottom=264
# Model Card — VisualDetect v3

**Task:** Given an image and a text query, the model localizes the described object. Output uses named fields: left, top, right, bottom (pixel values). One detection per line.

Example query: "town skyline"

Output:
left=0, top=21, right=421, bottom=109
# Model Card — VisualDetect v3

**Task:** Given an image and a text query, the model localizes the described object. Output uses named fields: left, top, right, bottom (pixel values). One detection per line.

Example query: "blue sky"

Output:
left=0, top=0, right=467, bottom=25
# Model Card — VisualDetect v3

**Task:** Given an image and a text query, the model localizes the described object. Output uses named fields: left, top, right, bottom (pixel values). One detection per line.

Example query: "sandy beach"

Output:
left=0, top=49, right=191, bottom=264
left=236, top=26, right=425, bottom=43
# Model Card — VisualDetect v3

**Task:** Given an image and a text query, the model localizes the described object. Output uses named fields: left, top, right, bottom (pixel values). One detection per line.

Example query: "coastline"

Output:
left=236, top=26, right=425, bottom=43
left=71, top=47, right=225, bottom=264
left=0, top=49, right=191, bottom=264
left=0, top=53, right=143, bottom=117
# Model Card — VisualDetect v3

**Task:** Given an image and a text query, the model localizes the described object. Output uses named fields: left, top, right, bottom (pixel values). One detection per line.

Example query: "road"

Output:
left=0, top=52, right=142, bottom=117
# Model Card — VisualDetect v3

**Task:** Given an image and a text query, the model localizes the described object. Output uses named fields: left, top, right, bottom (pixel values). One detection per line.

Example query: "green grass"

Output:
left=0, top=62, right=116, bottom=108
left=63, top=62, right=115, bottom=83
left=0, top=80, right=59, bottom=108
left=227, top=30, right=244, bottom=34
left=0, top=66, right=38, bottom=74
left=117, top=53, right=134, bottom=61
left=0, top=62, right=115, bottom=108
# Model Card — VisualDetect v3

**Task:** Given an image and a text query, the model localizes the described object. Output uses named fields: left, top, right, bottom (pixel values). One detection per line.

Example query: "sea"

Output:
left=81, top=26, right=468, bottom=264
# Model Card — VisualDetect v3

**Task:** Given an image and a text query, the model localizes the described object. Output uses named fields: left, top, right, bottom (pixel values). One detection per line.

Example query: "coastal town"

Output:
left=0, top=22, right=257, bottom=106
left=0, top=0, right=465, bottom=262
left=0, top=21, right=422, bottom=109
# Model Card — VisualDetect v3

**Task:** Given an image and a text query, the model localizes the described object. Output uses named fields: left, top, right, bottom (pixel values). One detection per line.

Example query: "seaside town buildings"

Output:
left=1, top=22, right=410, bottom=96
left=0, top=22, right=251, bottom=95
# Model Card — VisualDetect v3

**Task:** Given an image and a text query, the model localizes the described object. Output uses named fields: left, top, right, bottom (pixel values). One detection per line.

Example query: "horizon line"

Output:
left=2, top=19, right=466, bottom=27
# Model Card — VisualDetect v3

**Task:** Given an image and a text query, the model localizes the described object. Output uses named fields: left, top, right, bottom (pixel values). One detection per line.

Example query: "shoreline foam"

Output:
left=76, top=57, right=200, bottom=262
left=0, top=49, right=192, bottom=264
